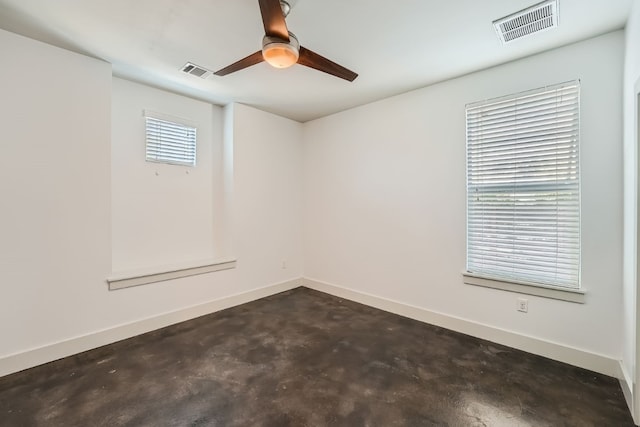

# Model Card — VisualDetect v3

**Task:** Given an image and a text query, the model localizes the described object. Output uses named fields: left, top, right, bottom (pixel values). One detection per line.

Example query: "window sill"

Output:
left=463, top=272, right=585, bottom=304
left=107, top=258, right=236, bottom=290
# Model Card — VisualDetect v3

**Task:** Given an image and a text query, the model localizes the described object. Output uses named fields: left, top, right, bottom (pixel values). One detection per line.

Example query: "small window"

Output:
left=145, top=112, right=197, bottom=166
left=465, top=81, right=580, bottom=289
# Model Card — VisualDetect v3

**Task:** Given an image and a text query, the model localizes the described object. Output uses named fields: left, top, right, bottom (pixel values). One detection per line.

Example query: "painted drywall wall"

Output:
left=623, top=1, right=640, bottom=417
left=303, top=31, right=624, bottom=360
left=0, top=28, right=304, bottom=363
left=230, top=103, right=304, bottom=285
left=0, top=28, right=112, bottom=356
left=111, top=77, right=225, bottom=272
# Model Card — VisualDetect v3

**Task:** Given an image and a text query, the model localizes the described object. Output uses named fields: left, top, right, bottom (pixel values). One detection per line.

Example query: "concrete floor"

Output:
left=0, top=287, right=634, bottom=426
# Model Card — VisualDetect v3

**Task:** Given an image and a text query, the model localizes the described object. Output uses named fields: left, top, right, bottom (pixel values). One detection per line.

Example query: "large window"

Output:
left=465, top=81, right=580, bottom=292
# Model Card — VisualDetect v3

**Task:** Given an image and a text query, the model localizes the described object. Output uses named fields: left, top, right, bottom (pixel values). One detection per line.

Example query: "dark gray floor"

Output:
left=0, top=287, right=634, bottom=426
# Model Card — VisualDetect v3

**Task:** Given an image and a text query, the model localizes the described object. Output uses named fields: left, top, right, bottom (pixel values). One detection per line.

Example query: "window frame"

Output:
left=144, top=110, right=197, bottom=167
left=463, top=81, right=585, bottom=303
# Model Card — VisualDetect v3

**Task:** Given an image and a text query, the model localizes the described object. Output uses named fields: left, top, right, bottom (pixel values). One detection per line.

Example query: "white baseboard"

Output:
left=0, top=276, right=623, bottom=384
left=303, top=278, right=621, bottom=379
left=619, top=362, right=636, bottom=424
left=0, top=278, right=302, bottom=378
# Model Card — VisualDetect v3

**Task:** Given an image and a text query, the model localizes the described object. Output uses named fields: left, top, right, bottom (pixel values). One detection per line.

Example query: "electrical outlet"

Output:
left=281, top=260, right=287, bottom=269
left=517, top=298, right=528, bottom=313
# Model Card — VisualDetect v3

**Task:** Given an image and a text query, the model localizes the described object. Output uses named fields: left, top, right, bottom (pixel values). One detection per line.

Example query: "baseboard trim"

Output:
left=1, top=276, right=623, bottom=384
left=303, top=278, right=620, bottom=378
left=0, top=278, right=302, bottom=378
left=619, top=362, right=636, bottom=424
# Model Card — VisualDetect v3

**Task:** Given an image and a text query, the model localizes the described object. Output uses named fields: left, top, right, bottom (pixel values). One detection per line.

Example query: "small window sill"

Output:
left=107, top=258, right=236, bottom=290
left=463, top=272, right=585, bottom=304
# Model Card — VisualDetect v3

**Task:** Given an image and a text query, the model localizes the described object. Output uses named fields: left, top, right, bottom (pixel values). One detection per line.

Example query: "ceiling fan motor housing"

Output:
left=262, top=32, right=299, bottom=68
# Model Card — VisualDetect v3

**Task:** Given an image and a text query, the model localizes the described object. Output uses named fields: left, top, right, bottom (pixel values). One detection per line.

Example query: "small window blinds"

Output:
left=465, top=81, right=580, bottom=289
left=145, top=113, right=197, bottom=167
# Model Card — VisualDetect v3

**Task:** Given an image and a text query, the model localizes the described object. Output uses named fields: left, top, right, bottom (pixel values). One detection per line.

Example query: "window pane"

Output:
left=466, top=81, right=580, bottom=289
left=145, top=116, right=197, bottom=167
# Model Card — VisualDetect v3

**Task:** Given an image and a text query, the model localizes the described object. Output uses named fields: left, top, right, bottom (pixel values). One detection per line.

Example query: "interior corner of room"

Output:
left=0, top=0, right=639, bottom=424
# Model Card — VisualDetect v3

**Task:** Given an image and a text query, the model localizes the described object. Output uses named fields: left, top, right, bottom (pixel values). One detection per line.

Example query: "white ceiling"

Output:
left=0, top=0, right=632, bottom=122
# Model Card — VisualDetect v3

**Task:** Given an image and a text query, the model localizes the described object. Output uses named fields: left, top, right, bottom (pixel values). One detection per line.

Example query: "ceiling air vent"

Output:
left=181, top=62, right=212, bottom=78
left=493, top=0, right=559, bottom=44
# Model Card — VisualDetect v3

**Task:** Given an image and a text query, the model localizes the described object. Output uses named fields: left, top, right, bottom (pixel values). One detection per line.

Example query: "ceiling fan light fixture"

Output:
left=215, top=0, right=357, bottom=81
left=262, top=34, right=299, bottom=69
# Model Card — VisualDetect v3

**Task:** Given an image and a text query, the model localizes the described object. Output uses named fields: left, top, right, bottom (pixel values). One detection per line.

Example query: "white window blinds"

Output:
left=465, top=81, right=580, bottom=289
left=145, top=113, right=197, bottom=167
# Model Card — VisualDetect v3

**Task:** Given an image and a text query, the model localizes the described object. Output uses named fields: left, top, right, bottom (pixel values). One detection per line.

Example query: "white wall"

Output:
left=111, top=77, right=225, bottom=272
left=623, top=1, right=640, bottom=419
left=0, top=29, right=304, bottom=370
left=230, top=103, right=304, bottom=286
left=303, top=31, right=624, bottom=360
left=0, top=28, right=111, bottom=356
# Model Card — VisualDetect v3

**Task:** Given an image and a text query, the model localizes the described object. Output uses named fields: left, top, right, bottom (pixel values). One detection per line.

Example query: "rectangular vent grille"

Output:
left=181, top=62, right=212, bottom=79
left=493, top=0, right=558, bottom=44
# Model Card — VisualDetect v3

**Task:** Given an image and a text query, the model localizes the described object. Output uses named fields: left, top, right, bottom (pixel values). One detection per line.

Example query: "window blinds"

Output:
left=145, top=115, right=197, bottom=167
left=466, top=81, right=580, bottom=289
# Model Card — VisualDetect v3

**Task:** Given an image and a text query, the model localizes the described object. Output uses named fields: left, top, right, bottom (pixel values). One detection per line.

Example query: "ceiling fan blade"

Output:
left=214, top=51, right=265, bottom=76
left=298, top=47, right=358, bottom=82
left=259, top=0, right=290, bottom=41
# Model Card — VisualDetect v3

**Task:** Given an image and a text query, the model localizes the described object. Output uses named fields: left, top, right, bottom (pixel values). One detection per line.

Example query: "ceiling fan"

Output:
left=214, top=0, right=358, bottom=82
